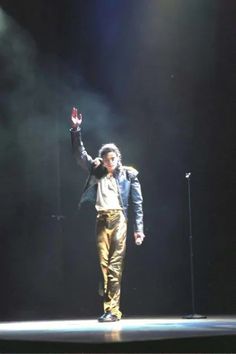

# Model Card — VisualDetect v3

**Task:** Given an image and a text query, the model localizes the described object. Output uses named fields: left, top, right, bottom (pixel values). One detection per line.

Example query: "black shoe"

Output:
left=98, top=312, right=119, bottom=322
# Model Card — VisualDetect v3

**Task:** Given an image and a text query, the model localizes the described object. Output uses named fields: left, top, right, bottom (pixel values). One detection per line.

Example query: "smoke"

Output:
left=0, top=7, right=121, bottom=154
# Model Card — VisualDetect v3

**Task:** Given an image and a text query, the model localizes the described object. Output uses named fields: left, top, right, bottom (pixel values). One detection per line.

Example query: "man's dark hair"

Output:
left=98, top=143, right=122, bottom=162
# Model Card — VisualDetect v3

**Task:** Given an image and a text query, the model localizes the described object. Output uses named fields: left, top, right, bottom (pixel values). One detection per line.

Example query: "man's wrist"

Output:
left=70, top=126, right=81, bottom=132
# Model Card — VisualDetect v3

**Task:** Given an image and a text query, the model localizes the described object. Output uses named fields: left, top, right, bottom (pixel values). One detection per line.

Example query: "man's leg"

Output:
left=97, top=211, right=127, bottom=320
left=96, top=213, right=110, bottom=295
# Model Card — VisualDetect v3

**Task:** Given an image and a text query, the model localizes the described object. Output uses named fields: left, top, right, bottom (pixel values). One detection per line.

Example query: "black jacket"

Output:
left=70, top=129, right=144, bottom=232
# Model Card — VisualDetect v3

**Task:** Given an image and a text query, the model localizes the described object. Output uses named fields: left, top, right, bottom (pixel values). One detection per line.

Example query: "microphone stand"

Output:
left=183, top=172, right=207, bottom=319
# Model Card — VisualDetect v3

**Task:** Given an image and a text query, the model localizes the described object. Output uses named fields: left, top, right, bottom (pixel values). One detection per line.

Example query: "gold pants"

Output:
left=96, top=210, right=127, bottom=319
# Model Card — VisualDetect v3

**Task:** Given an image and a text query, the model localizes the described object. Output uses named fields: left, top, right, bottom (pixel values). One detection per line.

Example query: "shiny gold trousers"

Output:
left=96, top=210, right=127, bottom=319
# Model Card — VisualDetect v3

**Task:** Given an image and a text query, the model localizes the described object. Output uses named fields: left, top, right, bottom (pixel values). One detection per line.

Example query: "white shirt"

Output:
left=95, top=174, right=122, bottom=211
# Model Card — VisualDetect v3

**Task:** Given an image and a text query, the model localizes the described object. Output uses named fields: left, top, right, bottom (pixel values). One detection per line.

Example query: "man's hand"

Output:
left=93, top=158, right=102, bottom=169
left=134, top=231, right=145, bottom=246
left=71, top=107, right=82, bottom=129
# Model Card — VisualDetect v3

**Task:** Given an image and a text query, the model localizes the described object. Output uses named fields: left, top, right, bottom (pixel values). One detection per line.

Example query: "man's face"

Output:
left=102, top=151, right=119, bottom=173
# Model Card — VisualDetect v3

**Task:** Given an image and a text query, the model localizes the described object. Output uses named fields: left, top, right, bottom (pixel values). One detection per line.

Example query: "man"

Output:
left=70, top=107, right=145, bottom=322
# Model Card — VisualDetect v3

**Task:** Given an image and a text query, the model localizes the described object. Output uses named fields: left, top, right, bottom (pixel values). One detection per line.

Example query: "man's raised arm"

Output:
left=70, top=107, right=94, bottom=171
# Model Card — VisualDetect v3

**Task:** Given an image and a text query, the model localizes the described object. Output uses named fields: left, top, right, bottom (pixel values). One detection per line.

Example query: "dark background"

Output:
left=0, top=0, right=235, bottom=320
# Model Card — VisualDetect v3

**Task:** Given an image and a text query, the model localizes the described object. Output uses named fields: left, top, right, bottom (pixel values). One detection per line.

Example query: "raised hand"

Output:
left=71, top=107, right=82, bottom=129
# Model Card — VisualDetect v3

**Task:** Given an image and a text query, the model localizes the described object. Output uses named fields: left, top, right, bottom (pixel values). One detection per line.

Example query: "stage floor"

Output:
left=0, top=316, right=235, bottom=352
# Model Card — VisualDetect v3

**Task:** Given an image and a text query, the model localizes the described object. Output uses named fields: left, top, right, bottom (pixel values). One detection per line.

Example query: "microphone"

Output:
left=135, top=237, right=142, bottom=246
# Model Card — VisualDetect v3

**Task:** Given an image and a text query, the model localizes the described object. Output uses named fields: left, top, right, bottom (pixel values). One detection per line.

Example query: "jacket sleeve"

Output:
left=129, top=170, right=144, bottom=233
left=70, top=128, right=93, bottom=172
